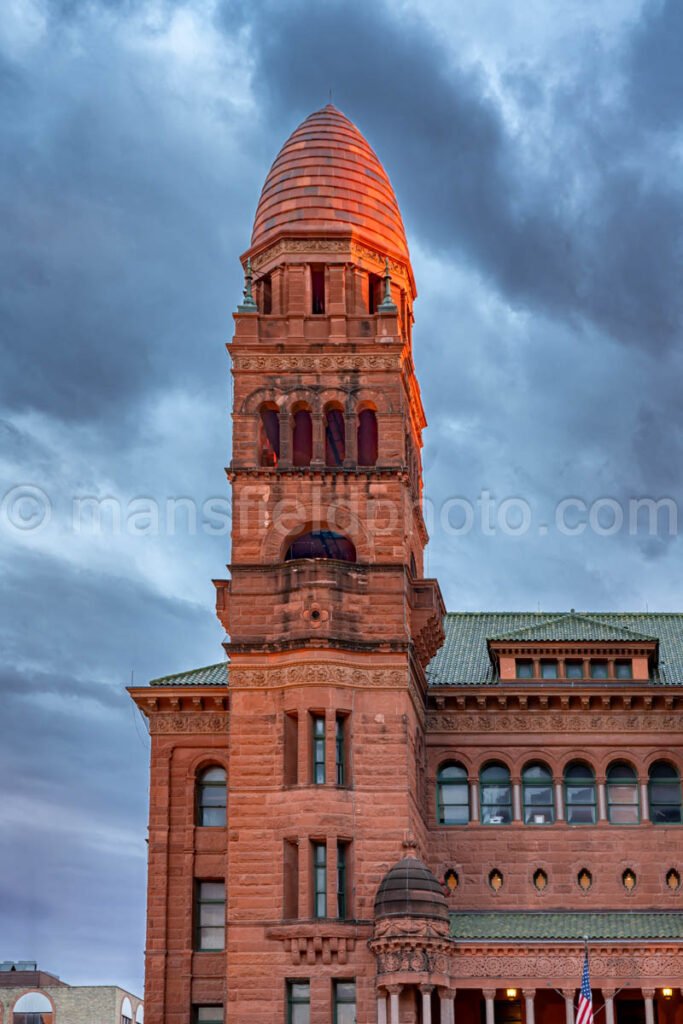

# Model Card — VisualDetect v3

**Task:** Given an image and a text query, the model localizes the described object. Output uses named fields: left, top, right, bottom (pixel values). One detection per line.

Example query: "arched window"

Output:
left=292, top=407, right=313, bottom=467
left=436, top=762, right=469, bottom=825
left=285, top=530, right=356, bottom=562
left=121, top=998, right=133, bottom=1024
left=606, top=761, right=640, bottom=824
left=325, top=406, right=346, bottom=466
left=14, top=993, right=53, bottom=1024
left=649, top=762, right=682, bottom=824
left=135, top=1008, right=144, bottom=1024
left=522, top=762, right=555, bottom=825
left=196, top=766, right=227, bottom=827
left=564, top=762, right=597, bottom=825
left=480, top=763, right=512, bottom=824
left=259, top=404, right=280, bottom=467
left=357, top=409, right=378, bottom=466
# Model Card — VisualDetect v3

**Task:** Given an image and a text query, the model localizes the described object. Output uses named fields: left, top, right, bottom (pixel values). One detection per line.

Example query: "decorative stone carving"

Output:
left=151, top=713, right=229, bottom=735
left=229, top=664, right=406, bottom=689
left=427, top=712, right=676, bottom=734
left=233, top=354, right=400, bottom=373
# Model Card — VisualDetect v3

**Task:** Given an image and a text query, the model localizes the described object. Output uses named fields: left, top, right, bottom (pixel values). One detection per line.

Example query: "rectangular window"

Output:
left=287, top=981, right=310, bottom=1024
left=540, top=660, right=558, bottom=679
left=195, top=881, right=225, bottom=951
left=193, top=1008, right=224, bottom=1024
left=284, top=711, right=299, bottom=786
left=312, top=841, right=327, bottom=918
left=311, top=267, right=325, bottom=314
left=312, top=714, right=325, bottom=784
left=590, top=660, right=609, bottom=679
left=368, top=272, right=382, bottom=313
left=335, top=715, right=346, bottom=786
left=565, top=660, right=583, bottom=679
left=615, top=659, right=633, bottom=679
left=337, top=841, right=349, bottom=919
left=283, top=838, right=299, bottom=919
left=261, top=273, right=272, bottom=314
left=516, top=659, right=534, bottom=679
left=334, top=980, right=356, bottom=1024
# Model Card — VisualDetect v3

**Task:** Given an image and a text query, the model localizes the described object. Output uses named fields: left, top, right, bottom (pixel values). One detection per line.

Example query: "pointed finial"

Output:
left=237, top=257, right=257, bottom=313
left=378, top=256, right=398, bottom=312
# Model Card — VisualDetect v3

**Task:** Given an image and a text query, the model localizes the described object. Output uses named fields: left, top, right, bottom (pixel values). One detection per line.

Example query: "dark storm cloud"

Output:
left=627, top=0, right=683, bottom=131
left=229, top=0, right=683, bottom=352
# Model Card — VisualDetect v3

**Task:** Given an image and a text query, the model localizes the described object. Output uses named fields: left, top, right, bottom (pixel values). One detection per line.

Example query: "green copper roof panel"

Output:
left=449, top=911, right=683, bottom=941
left=150, top=662, right=228, bottom=687
left=490, top=612, right=657, bottom=644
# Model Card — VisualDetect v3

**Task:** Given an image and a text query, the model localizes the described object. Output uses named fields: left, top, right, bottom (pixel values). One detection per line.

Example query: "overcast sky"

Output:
left=2, top=0, right=683, bottom=996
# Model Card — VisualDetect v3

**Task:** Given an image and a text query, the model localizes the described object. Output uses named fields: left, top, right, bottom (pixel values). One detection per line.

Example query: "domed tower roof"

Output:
left=374, top=855, right=449, bottom=922
left=250, top=105, right=410, bottom=263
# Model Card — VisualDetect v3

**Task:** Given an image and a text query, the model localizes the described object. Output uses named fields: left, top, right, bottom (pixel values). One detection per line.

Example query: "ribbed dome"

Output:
left=251, top=105, right=409, bottom=262
left=374, top=856, right=449, bottom=922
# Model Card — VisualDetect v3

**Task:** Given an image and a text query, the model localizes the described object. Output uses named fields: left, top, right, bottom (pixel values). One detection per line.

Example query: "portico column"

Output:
left=643, top=988, right=655, bottom=1024
left=439, top=988, right=456, bottom=1024
left=387, top=984, right=402, bottom=1024
left=523, top=989, right=536, bottom=1024
left=420, top=985, right=435, bottom=1024
left=484, top=988, right=497, bottom=1024
left=377, top=989, right=388, bottom=1024
left=563, top=989, right=575, bottom=1024
left=603, top=988, right=615, bottom=1024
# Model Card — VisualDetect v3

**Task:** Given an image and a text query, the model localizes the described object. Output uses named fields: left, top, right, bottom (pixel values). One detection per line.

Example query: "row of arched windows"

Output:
left=7, top=994, right=143, bottom=1024
left=259, top=404, right=378, bottom=468
left=437, top=760, right=681, bottom=826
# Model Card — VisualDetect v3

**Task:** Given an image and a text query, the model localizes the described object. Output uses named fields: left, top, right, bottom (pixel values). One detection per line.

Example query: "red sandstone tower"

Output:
left=131, top=105, right=445, bottom=1023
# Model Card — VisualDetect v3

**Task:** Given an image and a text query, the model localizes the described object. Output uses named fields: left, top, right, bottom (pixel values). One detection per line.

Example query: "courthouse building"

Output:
left=130, top=106, right=683, bottom=1024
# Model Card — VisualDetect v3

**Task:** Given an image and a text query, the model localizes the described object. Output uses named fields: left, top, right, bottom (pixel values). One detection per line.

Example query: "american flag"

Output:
left=576, top=950, right=594, bottom=1024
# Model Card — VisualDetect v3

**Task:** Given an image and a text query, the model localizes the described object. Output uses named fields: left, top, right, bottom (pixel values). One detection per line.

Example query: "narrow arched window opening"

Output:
left=259, top=404, right=280, bottom=467
left=480, top=763, right=512, bottom=825
left=196, top=766, right=227, bottom=827
left=564, top=762, right=597, bottom=825
left=285, top=530, right=356, bottom=562
left=14, top=993, right=53, bottom=1024
left=311, top=266, right=325, bottom=314
left=607, top=761, right=639, bottom=824
left=292, top=408, right=313, bottom=467
left=325, top=407, right=346, bottom=466
left=357, top=409, right=378, bottom=466
left=649, top=762, right=682, bottom=824
left=260, top=273, right=272, bottom=314
left=523, top=762, right=555, bottom=825
left=437, top=762, right=469, bottom=825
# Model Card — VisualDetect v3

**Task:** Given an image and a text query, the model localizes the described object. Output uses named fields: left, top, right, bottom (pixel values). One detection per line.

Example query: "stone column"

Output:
left=483, top=988, right=496, bottom=1024
left=563, top=990, right=575, bottom=1024
left=597, top=777, right=608, bottom=821
left=603, top=989, right=615, bottom=1024
left=387, top=985, right=402, bottom=1024
left=555, top=780, right=565, bottom=821
left=640, top=782, right=649, bottom=822
left=512, top=779, right=522, bottom=821
left=643, top=989, right=655, bottom=1024
left=523, top=989, right=536, bottom=1024
left=439, top=988, right=456, bottom=1024
left=377, top=990, right=388, bottom=1024
left=419, top=985, right=435, bottom=1024
left=470, top=780, right=479, bottom=822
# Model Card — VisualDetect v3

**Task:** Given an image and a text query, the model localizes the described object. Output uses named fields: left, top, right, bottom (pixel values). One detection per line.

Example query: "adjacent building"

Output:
left=0, top=961, right=143, bottom=1024
left=129, top=105, right=683, bottom=1024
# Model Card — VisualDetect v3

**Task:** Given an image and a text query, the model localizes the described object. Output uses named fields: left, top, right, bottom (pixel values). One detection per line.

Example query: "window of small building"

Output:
left=287, top=981, right=310, bottom=1024
left=590, top=660, right=609, bottom=679
left=13, top=993, right=53, bottom=1024
left=606, top=761, right=639, bottom=824
left=325, top=406, right=346, bottom=466
left=121, top=998, right=133, bottom=1024
left=480, top=762, right=512, bottom=825
left=195, top=881, right=226, bottom=951
left=357, top=408, right=378, bottom=466
left=259, top=404, right=280, bottom=467
left=285, top=530, right=356, bottom=562
left=196, top=766, right=227, bottom=827
left=615, top=659, right=633, bottom=679
left=311, top=266, right=325, bottom=314
left=516, top=659, right=534, bottom=679
left=436, top=762, right=469, bottom=825
left=565, top=660, right=583, bottom=679
left=649, top=762, right=682, bottom=824
left=522, top=762, right=555, bottom=824
left=333, top=980, right=356, bottom=1024
left=193, top=1007, right=224, bottom=1024
left=540, top=659, right=558, bottom=679
left=312, top=841, right=327, bottom=918
left=292, top=407, right=313, bottom=467
left=564, top=762, right=597, bottom=825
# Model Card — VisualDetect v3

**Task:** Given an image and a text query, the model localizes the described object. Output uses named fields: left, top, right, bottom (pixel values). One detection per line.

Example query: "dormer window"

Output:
left=566, top=660, right=583, bottom=679
left=540, top=660, right=558, bottom=679
left=516, top=660, right=534, bottom=679
left=615, top=659, right=633, bottom=679
left=590, top=660, right=608, bottom=679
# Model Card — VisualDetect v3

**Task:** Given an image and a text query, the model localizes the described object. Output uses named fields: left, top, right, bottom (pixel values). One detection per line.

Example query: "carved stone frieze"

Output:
left=427, top=711, right=680, bottom=734
left=248, top=237, right=408, bottom=277
left=150, top=712, right=229, bottom=735
left=229, top=663, right=406, bottom=690
left=233, top=354, right=400, bottom=373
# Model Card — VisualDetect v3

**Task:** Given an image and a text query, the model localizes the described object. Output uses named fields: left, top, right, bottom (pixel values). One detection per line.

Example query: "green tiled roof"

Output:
left=428, top=612, right=683, bottom=686
left=449, top=911, right=683, bottom=942
left=150, top=662, right=228, bottom=687
left=490, top=612, right=657, bottom=644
